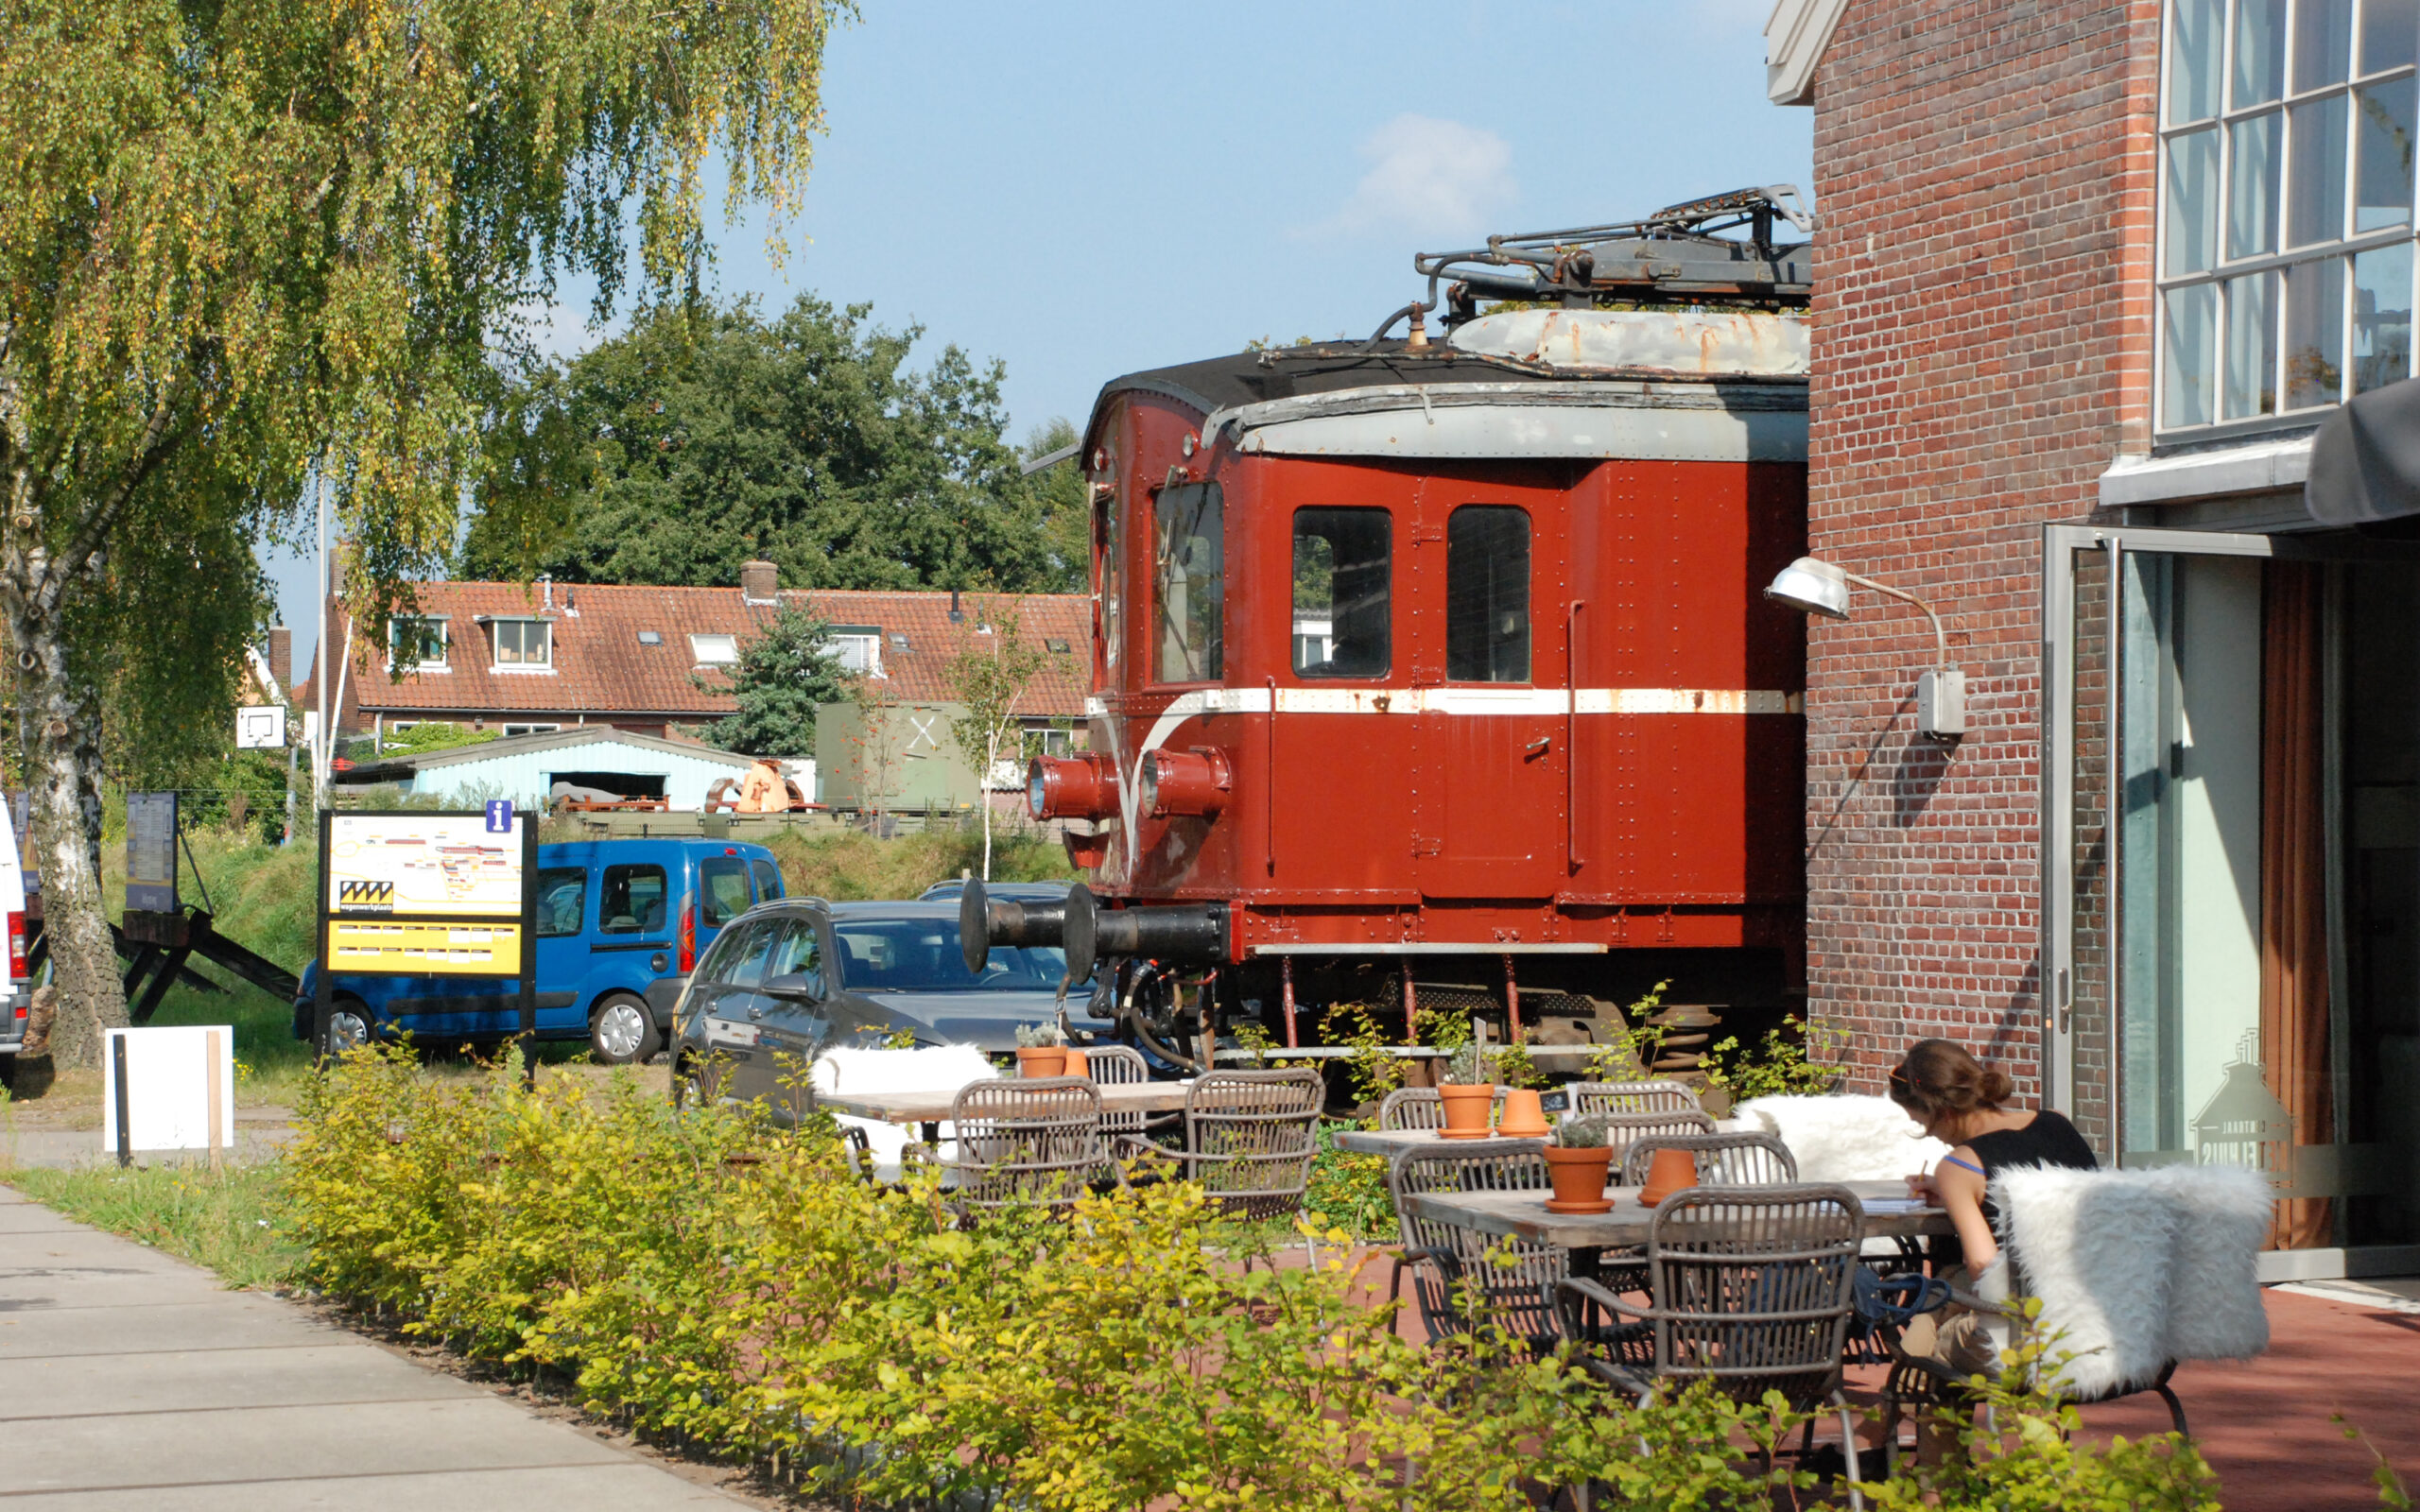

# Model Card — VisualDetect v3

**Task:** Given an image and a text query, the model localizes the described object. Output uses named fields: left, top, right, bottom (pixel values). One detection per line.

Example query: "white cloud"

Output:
left=1307, top=113, right=1517, bottom=241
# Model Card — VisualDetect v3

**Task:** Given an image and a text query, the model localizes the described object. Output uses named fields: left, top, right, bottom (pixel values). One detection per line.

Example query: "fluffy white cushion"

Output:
left=812, top=1045, right=997, bottom=1178
left=1733, top=1093, right=1950, bottom=1182
left=1992, top=1162, right=2271, bottom=1399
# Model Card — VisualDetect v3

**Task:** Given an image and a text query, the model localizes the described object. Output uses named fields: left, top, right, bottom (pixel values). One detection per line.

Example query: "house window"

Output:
left=689, top=633, right=738, bottom=665
left=389, top=617, right=447, bottom=669
left=830, top=627, right=882, bottom=675
left=1040, top=727, right=1077, bottom=757
left=1154, top=482, right=1223, bottom=683
left=492, top=619, right=552, bottom=667
left=637, top=630, right=663, bottom=645
left=502, top=723, right=560, bottom=737
left=2158, top=0, right=2418, bottom=435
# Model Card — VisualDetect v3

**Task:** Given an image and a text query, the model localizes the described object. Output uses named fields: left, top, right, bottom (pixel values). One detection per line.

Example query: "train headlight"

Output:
left=1137, top=747, right=1231, bottom=819
left=1028, top=752, right=1117, bottom=820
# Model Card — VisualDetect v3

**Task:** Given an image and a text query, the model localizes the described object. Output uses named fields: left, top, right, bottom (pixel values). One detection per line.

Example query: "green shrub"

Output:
left=758, top=821, right=1077, bottom=901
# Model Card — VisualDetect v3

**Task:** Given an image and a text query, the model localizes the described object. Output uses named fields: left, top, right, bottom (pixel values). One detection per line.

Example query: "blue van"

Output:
left=291, top=837, right=786, bottom=1063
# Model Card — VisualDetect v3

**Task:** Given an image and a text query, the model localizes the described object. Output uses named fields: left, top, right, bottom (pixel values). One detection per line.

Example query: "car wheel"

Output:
left=672, top=1053, right=724, bottom=1108
left=326, top=1004, right=372, bottom=1055
left=589, top=993, right=661, bottom=1065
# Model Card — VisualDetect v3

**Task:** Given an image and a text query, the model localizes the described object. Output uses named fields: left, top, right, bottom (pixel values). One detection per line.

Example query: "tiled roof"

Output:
left=298, top=582, right=1091, bottom=730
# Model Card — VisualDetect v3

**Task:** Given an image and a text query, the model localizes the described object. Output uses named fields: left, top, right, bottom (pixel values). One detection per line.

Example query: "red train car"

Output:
left=974, top=193, right=1813, bottom=1074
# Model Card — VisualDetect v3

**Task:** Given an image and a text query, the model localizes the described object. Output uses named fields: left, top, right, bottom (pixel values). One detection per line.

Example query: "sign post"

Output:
left=126, top=792, right=179, bottom=914
left=315, top=808, right=536, bottom=1082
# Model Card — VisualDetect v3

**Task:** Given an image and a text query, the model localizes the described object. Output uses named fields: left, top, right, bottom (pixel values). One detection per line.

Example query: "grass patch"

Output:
left=6, top=1161, right=303, bottom=1290
left=758, top=821, right=1076, bottom=900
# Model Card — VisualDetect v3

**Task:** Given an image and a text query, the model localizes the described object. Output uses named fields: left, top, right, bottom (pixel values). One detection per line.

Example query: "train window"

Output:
left=1445, top=506, right=1530, bottom=682
left=1154, top=483, right=1223, bottom=682
left=1291, top=508, right=1391, bottom=678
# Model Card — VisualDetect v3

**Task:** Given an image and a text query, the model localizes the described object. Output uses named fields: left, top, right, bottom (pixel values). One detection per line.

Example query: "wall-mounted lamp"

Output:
left=1764, top=556, right=1966, bottom=741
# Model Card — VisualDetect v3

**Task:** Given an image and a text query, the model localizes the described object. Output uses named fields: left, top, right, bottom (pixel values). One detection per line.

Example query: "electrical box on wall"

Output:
left=1918, top=668, right=1966, bottom=742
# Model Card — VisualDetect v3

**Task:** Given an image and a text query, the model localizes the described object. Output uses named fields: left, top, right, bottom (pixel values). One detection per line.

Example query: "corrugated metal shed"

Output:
left=341, top=727, right=754, bottom=810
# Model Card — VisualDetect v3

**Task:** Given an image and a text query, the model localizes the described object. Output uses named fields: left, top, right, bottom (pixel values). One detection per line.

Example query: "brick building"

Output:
left=1769, top=0, right=2419, bottom=1277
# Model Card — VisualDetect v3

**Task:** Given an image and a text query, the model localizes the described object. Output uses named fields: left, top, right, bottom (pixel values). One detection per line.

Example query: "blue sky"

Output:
left=269, top=0, right=1809, bottom=669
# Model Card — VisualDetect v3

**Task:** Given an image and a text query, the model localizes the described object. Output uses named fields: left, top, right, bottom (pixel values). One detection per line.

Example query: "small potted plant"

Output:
left=1014, top=1022, right=1067, bottom=1078
left=1436, top=1041, right=1497, bottom=1139
left=1544, top=1114, right=1616, bottom=1212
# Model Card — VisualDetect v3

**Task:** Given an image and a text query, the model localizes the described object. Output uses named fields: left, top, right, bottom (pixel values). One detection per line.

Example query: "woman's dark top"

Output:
left=1930, top=1109, right=2098, bottom=1271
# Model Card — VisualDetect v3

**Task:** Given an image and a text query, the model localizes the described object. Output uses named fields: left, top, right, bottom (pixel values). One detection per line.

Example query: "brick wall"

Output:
left=1803, top=0, right=2158, bottom=1130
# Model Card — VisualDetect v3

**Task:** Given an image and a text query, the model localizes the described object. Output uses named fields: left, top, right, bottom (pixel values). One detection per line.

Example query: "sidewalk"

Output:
left=0, top=1185, right=750, bottom=1509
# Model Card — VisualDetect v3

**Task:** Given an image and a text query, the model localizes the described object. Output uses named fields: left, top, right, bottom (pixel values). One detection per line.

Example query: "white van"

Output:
left=0, top=798, right=29, bottom=1082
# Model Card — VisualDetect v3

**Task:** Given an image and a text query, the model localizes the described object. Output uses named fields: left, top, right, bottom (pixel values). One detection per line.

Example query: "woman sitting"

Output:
left=1886, top=1038, right=2096, bottom=1449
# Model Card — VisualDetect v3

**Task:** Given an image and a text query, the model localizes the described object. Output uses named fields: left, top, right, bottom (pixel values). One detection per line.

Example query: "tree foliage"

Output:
left=463, top=296, right=1085, bottom=593
left=0, top=0, right=849, bottom=1064
left=699, top=604, right=852, bottom=758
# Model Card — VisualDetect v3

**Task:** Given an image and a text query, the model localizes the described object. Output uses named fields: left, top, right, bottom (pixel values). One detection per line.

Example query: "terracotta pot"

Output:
left=1543, top=1144, right=1614, bottom=1212
left=1638, top=1146, right=1700, bottom=1206
left=1436, top=1082, right=1497, bottom=1139
left=1495, top=1086, right=1550, bottom=1139
left=1015, top=1045, right=1067, bottom=1079
left=1061, top=1047, right=1090, bottom=1079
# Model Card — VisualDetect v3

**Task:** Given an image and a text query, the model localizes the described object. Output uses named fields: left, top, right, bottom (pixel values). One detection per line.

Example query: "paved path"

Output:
left=0, top=1185, right=749, bottom=1509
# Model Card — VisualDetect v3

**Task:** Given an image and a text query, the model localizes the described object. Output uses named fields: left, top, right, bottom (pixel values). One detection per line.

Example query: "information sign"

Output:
left=126, top=792, right=179, bottom=914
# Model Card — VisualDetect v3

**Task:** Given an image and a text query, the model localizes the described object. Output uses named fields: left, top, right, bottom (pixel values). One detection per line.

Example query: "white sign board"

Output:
left=236, top=704, right=287, bottom=749
left=326, top=813, right=525, bottom=919
left=101, top=1026, right=237, bottom=1156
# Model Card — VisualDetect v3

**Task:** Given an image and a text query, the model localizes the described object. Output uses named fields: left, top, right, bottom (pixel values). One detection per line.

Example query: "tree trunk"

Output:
left=980, top=730, right=995, bottom=881
left=9, top=601, right=123, bottom=1069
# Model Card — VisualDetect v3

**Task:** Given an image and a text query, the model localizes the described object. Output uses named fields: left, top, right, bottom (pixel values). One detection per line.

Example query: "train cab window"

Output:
left=1445, top=506, right=1531, bottom=682
left=1291, top=508, right=1391, bottom=678
left=1154, top=482, right=1223, bottom=682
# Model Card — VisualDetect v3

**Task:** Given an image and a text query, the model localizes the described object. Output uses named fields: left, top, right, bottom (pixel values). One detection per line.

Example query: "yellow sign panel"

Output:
left=329, top=919, right=526, bottom=977
left=327, top=814, right=523, bottom=919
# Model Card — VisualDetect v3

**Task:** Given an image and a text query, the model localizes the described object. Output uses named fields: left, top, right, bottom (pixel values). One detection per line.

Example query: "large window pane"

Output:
left=2224, top=270, right=2280, bottom=417
left=2354, top=240, right=2415, bottom=390
left=1154, top=481, right=1223, bottom=683
left=2167, top=128, right=2222, bottom=273
left=1444, top=506, right=1530, bottom=684
left=2170, top=0, right=2224, bottom=122
left=2228, top=112, right=2283, bottom=259
left=1291, top=507, right=1391, bottom=679
left=2164, top=284, right=2220, bottom=426
left=2360, top=0, right=2419, bottom=76
left=2286, top=256, right=2348, bottom=406
left=2293, top=0, right=2354, bottom=91
left=2289, top=94, right=2350, bottom=246
left=2356, top=77, right=2417, bottom=231
left=2234, top=0, right=2289, bottom=106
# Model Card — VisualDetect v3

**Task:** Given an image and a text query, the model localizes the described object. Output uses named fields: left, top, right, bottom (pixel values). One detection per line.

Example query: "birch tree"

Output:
left=944, top=599, right=1063, bottom=881
left=0, top=0, right=846, bottom=1066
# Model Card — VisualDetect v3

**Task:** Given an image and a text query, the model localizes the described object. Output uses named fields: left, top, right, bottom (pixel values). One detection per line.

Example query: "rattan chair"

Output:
left=1386, top=1138, right=1564, bottom=1348
left=1580, top=1109, right=1718, bottom=1176
left=1117, top=1069, right=1322, bottom=1221
left=1568, top=1079, right=1703, bottom=1117
left=1083, top=1042, right=1171, bottom=1138
left=1555, top=1184, right=1869, bottom=1508
left=910, top=1076, right=1110, bottom=1214
left=1617, top=1131, right=1797, bottom=1189
left=1376, top=1085, right=1506, bottom=1130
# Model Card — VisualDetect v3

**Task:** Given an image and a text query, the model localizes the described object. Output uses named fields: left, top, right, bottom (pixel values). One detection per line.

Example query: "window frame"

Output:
left=596, top=863, right=669, bottom=936
left=698, top=854, right=752, bottom=928
left=1288, top=506, right=1394, bottom=681
left=1443, top=504, right=1534, bottom=685
left=388, top=616, right=449, bottom=671
left=489, top=616, right=553, bottom=669
left=2154, top=0, right=2418, bottom=440
left=689, top=632, right=739, bottom=667
left=1151, top=481, right=1224, bottom=686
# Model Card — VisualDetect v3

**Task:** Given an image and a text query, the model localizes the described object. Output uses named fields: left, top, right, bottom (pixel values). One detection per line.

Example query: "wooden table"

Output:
left=815, top=1078, right=1197, bottom=1144
left=1329, top=1126, right=1548, bottom=1158
left=1405, top=1179, right=1952, bottom=1250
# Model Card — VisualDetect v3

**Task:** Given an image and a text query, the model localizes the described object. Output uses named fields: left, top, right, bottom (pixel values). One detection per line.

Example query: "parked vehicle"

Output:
left=916, top=879, right=1075, bottom=902
left=291, top=837, right=785, bottom=1063
left=0, top=799, right=28, bottom=1086
left=670, top=898, right=1114, bottom=1111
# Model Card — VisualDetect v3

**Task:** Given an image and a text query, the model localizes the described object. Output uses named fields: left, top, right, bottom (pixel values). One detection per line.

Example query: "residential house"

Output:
left=1766, top=0, right=2418, bottom=1276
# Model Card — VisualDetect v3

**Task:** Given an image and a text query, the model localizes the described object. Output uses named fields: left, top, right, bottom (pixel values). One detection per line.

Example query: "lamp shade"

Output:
left=1764, top=556, right=1851, bottom=618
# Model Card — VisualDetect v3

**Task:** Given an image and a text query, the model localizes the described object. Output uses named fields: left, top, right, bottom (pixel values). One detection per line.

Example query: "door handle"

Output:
left=1525, top=736, right=1551, bottom=758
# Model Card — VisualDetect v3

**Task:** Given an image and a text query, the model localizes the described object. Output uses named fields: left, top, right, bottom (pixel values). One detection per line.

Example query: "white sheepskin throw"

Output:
left=2142, top=1162, right=2273, bottom=1366
left=1993, top=1165, right=2178, bottom=1398
left=812, top=1045, right=997, bottom=1178
left=1733, top=1094, right=1950, bottom=1182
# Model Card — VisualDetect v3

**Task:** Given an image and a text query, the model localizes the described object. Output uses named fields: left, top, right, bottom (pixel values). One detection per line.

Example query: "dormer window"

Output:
left=390, top=616, right=448, bottom=670
left=829, top=625, right=882, bottom=675
left=492, top=618, right=552, bottom=668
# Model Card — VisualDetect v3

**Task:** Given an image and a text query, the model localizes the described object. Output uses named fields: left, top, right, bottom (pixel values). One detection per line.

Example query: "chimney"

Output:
left=740, top=559, right=778, bottom=604
left=268, top=627, right=292, bottom=695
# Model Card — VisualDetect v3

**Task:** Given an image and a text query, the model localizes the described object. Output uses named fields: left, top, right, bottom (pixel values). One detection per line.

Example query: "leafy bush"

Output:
left=277, top=1043, right=2252, bottom=1512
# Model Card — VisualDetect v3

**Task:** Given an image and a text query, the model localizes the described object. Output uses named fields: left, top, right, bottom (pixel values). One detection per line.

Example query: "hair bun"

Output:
left=1979, top=1068, right=2015, bottom=1105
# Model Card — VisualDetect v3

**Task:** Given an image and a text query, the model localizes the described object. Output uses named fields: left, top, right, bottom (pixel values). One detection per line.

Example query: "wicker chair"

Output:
left=1376, top=1085, right=1507, bottom=1131
left=1618, top=1131, right=1797, bottom=1189
left=1118, top=1070, right=1322, bottom=1221
left=1083, top=1042, right=1170, bottom=1138
left=1387, top=1139, right=1564, bottom=1348
left=1568, top=1079, right=1703, bottom=1117
left=1556, top=1184, right=1870, bottom=1508
left=1582, top=1109, right=1718, bottom=1176
left=911, top=1076, right=1110, bottom=1214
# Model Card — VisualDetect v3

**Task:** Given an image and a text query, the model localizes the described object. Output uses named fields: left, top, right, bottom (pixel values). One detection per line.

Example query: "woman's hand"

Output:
left=1904, top=1171, right=1941, bottom=1203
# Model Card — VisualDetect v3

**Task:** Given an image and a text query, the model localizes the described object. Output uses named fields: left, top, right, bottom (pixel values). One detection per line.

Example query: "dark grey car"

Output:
left=668, top=897, right=1114, bottom=1113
